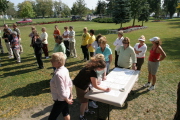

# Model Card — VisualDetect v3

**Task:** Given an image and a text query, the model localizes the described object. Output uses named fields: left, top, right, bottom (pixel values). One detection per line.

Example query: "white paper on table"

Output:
left=104, top=89, right=120, bottom=97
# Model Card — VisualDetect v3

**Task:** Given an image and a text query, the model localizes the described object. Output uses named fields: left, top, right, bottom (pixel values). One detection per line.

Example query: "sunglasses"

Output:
left=123, top=42, right=129, bottom=44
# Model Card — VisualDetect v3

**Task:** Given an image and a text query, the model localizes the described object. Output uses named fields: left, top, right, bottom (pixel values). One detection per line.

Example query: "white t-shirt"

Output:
left=63, top=30, right=70, bottom=41
left=113, top=37, right=124, bottom=51
left=69, top=30, right=75, bottom=42
left=41, top=32, right=48, bottom=44
left=134, top=43, right=147, bottom=58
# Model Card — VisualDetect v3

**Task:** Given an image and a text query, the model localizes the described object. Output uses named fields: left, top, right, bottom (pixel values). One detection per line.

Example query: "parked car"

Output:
left=71, top=16, right=81, bottom=21
left=16, top=19, right=32, bottom=24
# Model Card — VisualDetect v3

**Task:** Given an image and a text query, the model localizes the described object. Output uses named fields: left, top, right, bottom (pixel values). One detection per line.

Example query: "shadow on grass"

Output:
left=0, top=79, right=50, bottom=98
left=31, top=98, right=80, bottom=120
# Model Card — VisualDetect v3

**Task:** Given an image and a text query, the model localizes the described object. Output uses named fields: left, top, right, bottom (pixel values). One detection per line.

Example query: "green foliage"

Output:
left=5, top=1, right=16, bottom=17
left=138, top=3, right=150, bottom=26
left=95, top=0, right=107, bottom=15
left=0, top=0, right=9, bottom=12
left=36, top=0, right=53, bottom=17
left=163, top=0, right=178, bottom=18
left=92, top=17, right=114, bottom=23
left=112, top=0, right=131, bottom=28
left=18, top=1, right=35, bottom=18
left=106, top=0, right=115, bottom=16
left=71, top=0, right=87, bottom=16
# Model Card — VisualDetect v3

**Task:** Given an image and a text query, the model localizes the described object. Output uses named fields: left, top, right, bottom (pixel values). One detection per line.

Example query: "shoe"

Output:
left=89, top=101, right=98, bottom=108
left=73, top=56, right=77, bottom=58
left=144, top=82, right=151, bottom=87
left=79, top=116, right=87, bottom=120
left=85, top=110, right=95, bottom=114
left=16, top=61, right=21, bottom=64
left=148, top=85, right=155, bottom=91
left=39, top=66, right=44, bottom=69
left=45, top=56, right=49, bottom=59
left=8, top=56, right=14, bottom=59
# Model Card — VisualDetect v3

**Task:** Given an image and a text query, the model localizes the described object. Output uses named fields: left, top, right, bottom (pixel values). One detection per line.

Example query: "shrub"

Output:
left=92, top=18, right=114, bottom=23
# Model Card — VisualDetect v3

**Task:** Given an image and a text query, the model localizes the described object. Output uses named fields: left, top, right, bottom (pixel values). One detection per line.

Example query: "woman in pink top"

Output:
left=49, top=52, right=73, bottom=120
left=144, top=37, right=166, bottom=91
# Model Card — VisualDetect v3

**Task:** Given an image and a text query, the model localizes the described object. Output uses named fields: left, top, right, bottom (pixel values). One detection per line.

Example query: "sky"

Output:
left=9, top=0, right=99, bottom=10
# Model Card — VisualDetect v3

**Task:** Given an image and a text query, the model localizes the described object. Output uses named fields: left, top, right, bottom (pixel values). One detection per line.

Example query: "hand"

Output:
left=132, top=65, right=137, bottom=70
left=102, top=76, right=107, bottom=81
left=66, top=99, right=73, bottom=105
left=104, top=88, right=111, bottom=92
left=70, top=94, right=73, bottom=100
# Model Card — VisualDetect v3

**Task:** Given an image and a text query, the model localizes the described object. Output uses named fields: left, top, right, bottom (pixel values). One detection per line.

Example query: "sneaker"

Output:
left=148, top=86, right=155, bottom=91
left=45, top=56, right=49, bottom=59
left=144, top=82, right=151, bottom=87
left=73, top=56, right=77, bottom=58
left=89, top=101, right=98, bottom=108
left=79, top=116, right=87, bottom=120
left=9, top=56, right=14, bottom=59
left=85, top=110, right=95, bottom=114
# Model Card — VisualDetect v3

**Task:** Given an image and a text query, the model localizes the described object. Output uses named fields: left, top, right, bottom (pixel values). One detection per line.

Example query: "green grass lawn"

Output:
left=0, top=18, right=180, bottom=119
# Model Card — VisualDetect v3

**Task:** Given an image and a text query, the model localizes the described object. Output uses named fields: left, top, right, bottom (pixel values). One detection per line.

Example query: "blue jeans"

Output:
left=106, top=61, right=110, bottom=74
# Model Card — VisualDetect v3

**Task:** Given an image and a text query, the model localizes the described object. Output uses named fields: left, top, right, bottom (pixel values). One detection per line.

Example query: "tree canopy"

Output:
left=18, top=1, right=35, bottom=18
left=71, top=0, right=87, bottom=16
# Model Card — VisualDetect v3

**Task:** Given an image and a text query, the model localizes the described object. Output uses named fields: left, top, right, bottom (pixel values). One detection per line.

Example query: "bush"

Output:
left=92, top=18, right=114, bottom=23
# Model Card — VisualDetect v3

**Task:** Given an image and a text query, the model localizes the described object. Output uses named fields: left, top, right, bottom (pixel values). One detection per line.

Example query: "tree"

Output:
left=147, top=0, right=161, bottom=18
left=163, top=0, right=178, bottom=18
left=176, top=3, right=180, bottom=17
left=130, top=0, right=146, bottom=26
left=71, top=0, right=87, bottom=16
left=61, top=3, right=71, bottom=17
left=18, top=1, right=35, bottom=18
left=112, top=0, right=131, bottom=28
left=96, top=0, right=107, bottom=15
left=0, top=0, right=9, bottom=24
left=106, top=0, right=115, bottom=17
left=36, top=0, right=53, bottom=17
left=138, top=2, right=150, bottom=26
left=6, top=2, right=16, bottom=17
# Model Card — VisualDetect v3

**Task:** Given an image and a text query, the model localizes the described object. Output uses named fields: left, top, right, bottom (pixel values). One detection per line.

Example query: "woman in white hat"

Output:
left=134, top=35, right=147, bottom=70
left=144, top=37, right=166, bottom=90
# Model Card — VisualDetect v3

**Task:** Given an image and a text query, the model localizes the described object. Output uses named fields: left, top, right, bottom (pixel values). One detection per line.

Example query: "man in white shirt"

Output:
left=41, top=27, right=49, bottom=59
left=62, top=26, right=70, bottom=57
left=113, top=31, right=124, bottom=67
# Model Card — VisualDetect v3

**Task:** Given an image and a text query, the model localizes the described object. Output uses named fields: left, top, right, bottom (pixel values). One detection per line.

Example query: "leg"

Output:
left=81, top=46, right=86, bottom=60
left=152, top=75, right=156, bottom=85
left=148, top=72, right=152, bottom=83
left=136, top=58, right=144, bottom=70
left=80, top=102, right=88, bottom=116
left=13, top=49, right=21, bottom=62
left=89, top=52, right=94, bottom=57
left=115, top=50, right=118, bottom=67
left=42, top=44, right=49, bottom=57
left=106, top=61, right=110, bottom=74
left=73, top=42, right=77, bottom=57
left=36, top=53, right=43, bottom=68
left=62, top=102, right=70, bottom=120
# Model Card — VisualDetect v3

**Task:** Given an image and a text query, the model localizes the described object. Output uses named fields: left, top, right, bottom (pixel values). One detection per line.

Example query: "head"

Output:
left=55, top=35, right=63, bottom=44
left=50, top=52, right=66, bottom=68
left=34, top=33, right=40, bottom=39
left=69, top=26, right=73, bottom=31
left=138, top=35, right=145, bottom=44
left=12, top=31, right=17, bottom=37
left=64, top=26, right=68, bottom=31
left=122, top=37, right=130, bottom=47
left=118, top=30, right=123, bottom=38
left=31, top=26, right=36, bottom=31
left=4, top=24, right=8, bottom=28
left=89, top=29, right=95, bottom=36
left=6, top=29, right=11, bottom=34
left=95, top=34, right=102, bottom=42
left=149, top=37, right=161, bottom=45
left=41, top=27, right=46, bottom=32
left=98, top=36, right=107, bottom=48
left=13, top=23, right=17, bottom=29
left=94, top=54, right=105, bottom=61
left=83, top=27, right=88, bottom=33
left=55, top=25, right=58, bottom=29
left=32, top=30, right=37, bottom=34
left=86, top=58, right=106, bottom=71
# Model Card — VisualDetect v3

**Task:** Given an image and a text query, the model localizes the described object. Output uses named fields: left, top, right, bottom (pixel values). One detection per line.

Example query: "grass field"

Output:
left=0, top=18, right=180, bottom=120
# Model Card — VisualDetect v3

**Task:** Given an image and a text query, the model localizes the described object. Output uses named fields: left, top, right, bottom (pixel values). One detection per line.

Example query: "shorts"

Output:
left=75, top=87, right=89, bottom=103
left=148, top=61, right=160, bottom=75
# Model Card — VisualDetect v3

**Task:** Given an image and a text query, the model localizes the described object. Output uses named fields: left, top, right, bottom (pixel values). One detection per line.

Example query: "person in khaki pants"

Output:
left=11, top=31, right=21, bottom=63
left=69, top=26, right=77, bottom=58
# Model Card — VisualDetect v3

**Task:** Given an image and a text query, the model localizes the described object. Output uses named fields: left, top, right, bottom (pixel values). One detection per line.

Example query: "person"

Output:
left=69, top=26, right=77, bottom=58
left=48, top=52, right=73, bottom=120
left=92, top=34, right=102, bottom=50
left=11, top=31, right=21, bottom=63
left=13, top=23, right=23, bottom=53
left=33, top=33, right=44, bottom=69
left=4, top=24, right=12, bottom=33
left=81, top=27, right=90, bottom=62
left=95, top=36, right=112, bottom=74
left=88, top=54, right=107, bottom=109
left=73, top=57, right=111, bottom=120
left=116, top=37, right=137, bottom=70
left=62, top=26, right=70, bottom=57
left=134, top=35, right=147, bottom=70
left=87, top=29, right=96, bottom=58
left=113, top=30, right=124, bottom=67
left=40, top=27, right=49, bottom=59
left=174, top=82, right=180, bottom=120
left=144, top=37, right=166, bottom=90
left=2, top=29, right=13, bottom=58
left=53, top=25, right=61, bottom=40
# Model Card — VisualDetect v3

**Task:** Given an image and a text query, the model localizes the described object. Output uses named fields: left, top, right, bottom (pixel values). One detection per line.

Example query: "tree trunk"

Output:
left=120, top=23, right=122, bottom=28
left=142, top=21, right=144, bottom=26
left=132, top=15, right=136, bottom=26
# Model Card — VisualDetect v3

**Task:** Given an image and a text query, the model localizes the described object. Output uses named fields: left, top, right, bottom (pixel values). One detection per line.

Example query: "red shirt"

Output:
left=149, top=46, right=161, bottom=62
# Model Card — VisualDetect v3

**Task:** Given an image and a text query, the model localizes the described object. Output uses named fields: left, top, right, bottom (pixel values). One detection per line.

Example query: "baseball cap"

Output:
left=149, top=37, right=160, bottom=42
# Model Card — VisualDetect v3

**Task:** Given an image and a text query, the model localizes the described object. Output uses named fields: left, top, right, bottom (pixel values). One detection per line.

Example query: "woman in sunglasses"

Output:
left=116, top=37, right=137, bottom=70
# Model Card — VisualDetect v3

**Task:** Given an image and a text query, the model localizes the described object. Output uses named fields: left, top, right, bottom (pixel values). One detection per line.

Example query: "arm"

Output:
left=55, top=75, right=73, bottom=104
left=113, top=38, right=118, bottom=46
left=91, top=77, right=111, bottom=92
left=138, top=46, right=147, bottom=56
left=156, top=46, right=167, bottom=61
left=109, top=54, right=112, bottom=64
left=131, top=49, right=137, bottom=70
